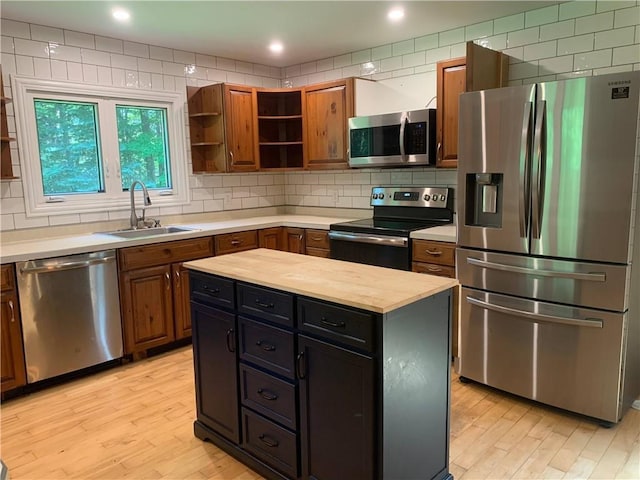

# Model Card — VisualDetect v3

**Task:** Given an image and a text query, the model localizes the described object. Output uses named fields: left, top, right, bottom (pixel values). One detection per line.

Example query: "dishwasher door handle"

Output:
left=20, top=255, right=116, bottom=274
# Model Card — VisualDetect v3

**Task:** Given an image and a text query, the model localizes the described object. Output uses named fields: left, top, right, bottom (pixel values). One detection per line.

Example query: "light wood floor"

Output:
left=1, top=346, right=638, bottom=480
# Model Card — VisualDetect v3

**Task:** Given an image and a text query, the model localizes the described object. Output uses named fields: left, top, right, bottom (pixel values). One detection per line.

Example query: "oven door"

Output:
left=328, top=231, right=410, bottom=270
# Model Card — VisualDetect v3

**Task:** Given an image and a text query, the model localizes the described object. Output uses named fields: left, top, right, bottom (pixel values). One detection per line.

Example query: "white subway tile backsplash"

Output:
left=111, top=68, right=125, bottom=86
left=217, top=57, right=236, bottom=71
left=439, top=28, right=465, bottom=47
left=503, top=46, right=525, bottom=62
left=495, top=13, right=525, bottom=35
left=173, top=50, right=195, bottom=64
left=1, top=36, right=15, bottom=54
left=49, top=43, right=81, bottom=62
left=594, top=64, right=633, bottom=75
left=149, top=45, right=173, bottom=61
left=333, top=53, right=352, bottom=68
left=466, top=21, right=493, bottom=41
left=381, top=55, right=402, bottom=72
left=415, top=34, right=439, bottom=53
left=15, top=55, right=34, bottom=76
left=352, top=49, right=371, bottom=64
left=508, top=27, right=540, bottom=48
left=576, top=12, right=614, bottom=34
left=30, top=24, right=64, bottom=43
left=66, top=61, right=83, bottom=81
left=392, top=39, right=414, bottom=57
left=14, top=38, right=49, bottom=58
left=597, top=1, right=636, bottom=13
left=196, top=54, right=216, bottom=68
left=613, top=44, right=640, bottom=65
left=50, top=59, right=67, bottom=79
left=49, top=213, right=81, bottom=226
left=95, top=36, right=123, bottom=54
left=111, top=53, right=138, bottom=70
left=206, top=69, right=227, bottom=82
left=162, top=61, right=186, bottom=76
left=509, top=61, right=539, bottom=80
left=1, top=19, right=30, bottom=39
left=402, top=51, right=425, bottom=68
left=13, top=213, right=49, bottom=229
left=559, top=1, right=596, bottom=20
left=124, top=41, right=149, bottom=58
left=316, top=58, right=334, bottom=72
left=524, top=40, right=558, bottom=61
left=82, top=64, right=98, bottom=83
left=540, top=19, right=576, bottom=41
left=81, top=48, right=111, bottom=66
left=125, top=70, right=138, bottom=87
left=64, top=30, right=95, bottom=49
left=236, top=61, right=253, bottom=74
left=481, top=33, right=508, bottom=51
left=574, top=49, right=613, bottom=70
left=614, top=6, right=640, bottom=28
left=558, top=33, right=595, bottom=54
left=33, top=57, right=51, bottom=78
left=595, top=26, right=635, bottom=49
left=425, top=46, right=452, bottom=64
left=138, top=71, right=152, bottom=88
left=525, top=5, right=559, bottom=27
left=539, top=55, right=574, bottom=75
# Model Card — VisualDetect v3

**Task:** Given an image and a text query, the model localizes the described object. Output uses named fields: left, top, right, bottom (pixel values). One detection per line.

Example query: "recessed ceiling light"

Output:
left=112, top=7, right=131, bottom=22
left=388, top=6, right=405, bottom=22
left=269, top=41, right=284, bottom=54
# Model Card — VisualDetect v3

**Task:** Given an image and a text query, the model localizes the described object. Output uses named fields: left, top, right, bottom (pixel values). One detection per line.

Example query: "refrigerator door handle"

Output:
left=466, top=296, right=603, bottom=329
left=466, top=257, right=606, bottom=282
left=531, top=100, right=546, bottom=239
left=519, top=101, right=533, bottom=238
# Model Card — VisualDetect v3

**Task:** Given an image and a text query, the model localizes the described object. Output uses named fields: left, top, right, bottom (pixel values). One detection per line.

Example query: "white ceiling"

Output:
left=1, top=1, right=557, bottom=68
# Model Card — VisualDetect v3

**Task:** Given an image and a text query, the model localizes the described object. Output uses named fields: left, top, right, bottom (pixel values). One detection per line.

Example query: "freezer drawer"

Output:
left=457, top=248, right=628, bottom=312
left=457, top=287, right=625, bottom=423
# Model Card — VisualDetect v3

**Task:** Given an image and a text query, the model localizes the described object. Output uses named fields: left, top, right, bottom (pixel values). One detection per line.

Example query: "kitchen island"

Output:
left=185, top=249, right=457, bottom=480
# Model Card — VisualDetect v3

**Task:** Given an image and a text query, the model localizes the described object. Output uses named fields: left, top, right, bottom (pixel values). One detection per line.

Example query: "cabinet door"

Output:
left=303, top=79, right=353, bottom=170
left=172, top=263, right=192, bottom=339
left=192, top=302, right=240, bottom=444
left=285, top=227, right=305, bottom=254
left=258, top=227, right=285, bottom=250
left=436, top=57, right=466, bottom=168
left=224, top=84, right=258, bottom=172
left=121, top=265, right=175, bottom=354
left=298, top=335, right=375, bottom=480
left=1, top=290, right=26, bottom=393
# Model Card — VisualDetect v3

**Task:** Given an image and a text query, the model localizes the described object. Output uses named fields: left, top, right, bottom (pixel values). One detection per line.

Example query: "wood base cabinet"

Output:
left=1, top=264, right=26, bottom=394
left=190, top=268, right=453, bottom=480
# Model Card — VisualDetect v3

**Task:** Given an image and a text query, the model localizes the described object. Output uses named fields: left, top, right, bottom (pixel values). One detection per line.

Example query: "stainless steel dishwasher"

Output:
left=16, top=250, right=123, bottom=383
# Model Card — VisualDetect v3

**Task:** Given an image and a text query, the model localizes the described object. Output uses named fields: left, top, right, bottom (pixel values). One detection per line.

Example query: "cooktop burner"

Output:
left=330, top=217, right=449, bottom=237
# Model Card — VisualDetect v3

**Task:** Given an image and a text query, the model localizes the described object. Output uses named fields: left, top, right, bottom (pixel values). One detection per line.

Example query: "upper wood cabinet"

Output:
left=224, top=84, right=259, bottom=172
left=187, top=84, right=226, bottom=173
left=303, top=79, right=354, bottom=170
left=1, top=67, right=17, bottom=180
left=436, top=42, right=509, bottom=168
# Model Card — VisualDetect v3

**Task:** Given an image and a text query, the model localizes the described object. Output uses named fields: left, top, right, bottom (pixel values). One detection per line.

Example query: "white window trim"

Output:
left=12, top=76, right=190, bottom=217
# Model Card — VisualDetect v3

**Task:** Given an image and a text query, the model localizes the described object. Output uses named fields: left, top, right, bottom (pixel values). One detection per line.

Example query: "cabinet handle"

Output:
left=425, top=249, right=443, bottom=256
left=8, top=300, right=15, bottom=322
left=255, top=299, right=275, bottom=309
left=258, top=434, right=279, bottom=448
left=174, top=269, right=180, bottom=285
left=299, top=234, right=303, bottom=241
left=320, top=317, right=346, bottom=329
left=296, top=351, right=306, bottom=379
left=202, top=285, right=220, bottom=295
left=229, top=150, right=234, bottom=163
left=311, top=236, right=323, bottom=241
left=256, top=340, right=276, bottom=352
left=436, top=142, right=442, bottom=163
left=426, top=266, right=443, bottom=272
left=231, top=239, right=241, bottom=246
left=257, top=388, right=278, bottom=401
left=165, top=272, right=171, bottom=289
left=226, top=328, right=235, bottom=353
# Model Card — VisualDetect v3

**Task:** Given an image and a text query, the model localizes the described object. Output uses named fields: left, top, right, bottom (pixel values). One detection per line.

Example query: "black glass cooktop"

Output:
left=330, top=217, right=450, bottom=237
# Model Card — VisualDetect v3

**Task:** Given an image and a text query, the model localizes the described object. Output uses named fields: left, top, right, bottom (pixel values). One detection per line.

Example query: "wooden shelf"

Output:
left=1, top=66, right=17, bottom=180
left=1, top=136, right=16, bottom=142
left=192, top=142, right=223, bottom=147
left=259, top=141, right=303, bottom=146
left=258, top=115, right=303, bottom=120
left=0, top=96, right=11, bottom=105
left=189, top=112, right=221, bottom=118
left=187, top=84, right=227, bottom=173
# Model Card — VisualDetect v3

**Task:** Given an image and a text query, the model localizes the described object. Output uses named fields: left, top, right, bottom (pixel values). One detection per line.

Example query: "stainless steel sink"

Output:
left=98, top=226, right=199, bottom=239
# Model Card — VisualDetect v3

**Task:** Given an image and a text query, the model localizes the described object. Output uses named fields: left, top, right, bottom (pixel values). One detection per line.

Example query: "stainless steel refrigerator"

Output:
left=456, top=71, right=640, bottom=424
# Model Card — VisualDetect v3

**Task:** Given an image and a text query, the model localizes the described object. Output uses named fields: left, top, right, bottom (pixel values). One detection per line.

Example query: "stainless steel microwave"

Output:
left=348, top=109, right=436, bottom=168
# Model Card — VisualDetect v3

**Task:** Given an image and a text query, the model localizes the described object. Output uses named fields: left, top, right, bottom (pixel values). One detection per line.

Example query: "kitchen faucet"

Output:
left=129, top=180, right=157, bottom=229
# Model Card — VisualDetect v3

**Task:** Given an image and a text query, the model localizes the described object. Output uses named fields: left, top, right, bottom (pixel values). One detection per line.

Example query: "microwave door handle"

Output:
left=399, top=116, right=407, bottom=159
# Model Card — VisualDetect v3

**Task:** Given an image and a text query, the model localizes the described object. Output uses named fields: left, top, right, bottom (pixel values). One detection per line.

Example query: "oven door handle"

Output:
left=328, top=231, right=408, bottom=247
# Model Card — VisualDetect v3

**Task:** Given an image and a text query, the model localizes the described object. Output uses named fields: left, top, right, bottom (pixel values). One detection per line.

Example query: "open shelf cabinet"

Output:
left=1, top=67, right=18, bottom=180
left=187, top=84, right=227, bottom=173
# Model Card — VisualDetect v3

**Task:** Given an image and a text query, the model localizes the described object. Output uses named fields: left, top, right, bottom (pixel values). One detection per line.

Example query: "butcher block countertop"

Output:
left=185, top=248, right=458, bottom=314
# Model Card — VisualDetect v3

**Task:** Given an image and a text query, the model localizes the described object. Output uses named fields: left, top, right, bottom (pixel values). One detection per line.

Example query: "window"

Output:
left=13, top=77, right=189, bottom=217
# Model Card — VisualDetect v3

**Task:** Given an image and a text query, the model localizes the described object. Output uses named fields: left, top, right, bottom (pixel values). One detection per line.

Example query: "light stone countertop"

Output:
left=0, top=214, right=457, bottom=264
left=185, top=248, right=458, bottom=314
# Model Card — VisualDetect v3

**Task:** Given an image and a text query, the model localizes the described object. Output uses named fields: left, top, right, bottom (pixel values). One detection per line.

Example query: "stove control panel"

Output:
left=370, top=186, right=451, bottom=208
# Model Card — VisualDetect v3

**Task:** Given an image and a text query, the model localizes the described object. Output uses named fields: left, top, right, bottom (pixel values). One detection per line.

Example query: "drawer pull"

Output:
left=256, top=340, right=276, bottom=352
left=255, top=299, right=275, bottom=309
left=427, top=266, right=443, bottom=272
left=258, top=434, right=279, bottom=448
left=257, top=388, right=278, bottom=401
left=202, top=285, right=220, bottom=295
left=226, top=328, right=235, bottom=353
left=311, top=236, right=323, bottom=241
left=320, top=317, right=346, bottom=328
left=425, top=249, right=443, bottom=256
left=230, top=239, right=242, bottom=246
left=296, top=351, right=306, bottom=379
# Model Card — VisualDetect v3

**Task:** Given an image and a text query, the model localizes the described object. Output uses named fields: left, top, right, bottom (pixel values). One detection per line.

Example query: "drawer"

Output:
left=298, top=297, right=376, bottom=353
left=239, top=364, right=296, bottom=430
left=305, top=229, right=329, bottom=249
left=215, top=230, right=258, bottom=255
left=189, top=271, right=235, bottom=309
left=237, top=283, right=294, bottom=328
left=118, top=237, right=213, bottom=271
left=412, top=240, right=456, bottom=266
left=305, top=247, right=330, bottom=258
left=239, top=317, right=295, bottom=379
left=412, top=262, right=456, bottom=278
left=1, top=264, right=15, bottom=291
left=241, top=408, right=298, bottom=479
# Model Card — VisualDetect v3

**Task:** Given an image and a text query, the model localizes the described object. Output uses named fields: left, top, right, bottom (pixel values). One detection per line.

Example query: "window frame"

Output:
left=12, top=76, right=190, bottom=217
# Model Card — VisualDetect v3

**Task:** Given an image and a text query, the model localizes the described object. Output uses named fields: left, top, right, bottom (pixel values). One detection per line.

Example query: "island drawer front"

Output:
left=412, top=240, right=456, bottom=266
left=239, top=317, right=295, bottom=379
left=241, top=408, right=298, bottom=479
left=215, top=230, right=258, bottom=255
left=305, top=247, right=330, bottom=258
left=298, top=298, right=376, bottom=353
left=237, top=283, right=294, bottom=328
left=412, top=262, right=456, bottom=278
left=305, top=229, right=329, bottom=249
left=189, top=271, right=235, bottom=310
left=239, top=364, right=297, bottom=430
left=118, top=237, right=213, bottom=271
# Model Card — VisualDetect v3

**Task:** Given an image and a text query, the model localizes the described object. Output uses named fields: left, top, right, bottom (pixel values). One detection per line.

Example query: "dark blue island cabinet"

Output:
left=186, top=249, right=457, bottom=480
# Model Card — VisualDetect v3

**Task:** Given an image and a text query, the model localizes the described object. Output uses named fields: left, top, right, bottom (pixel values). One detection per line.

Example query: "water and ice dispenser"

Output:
left=465, top=173, right=503, bottom=227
